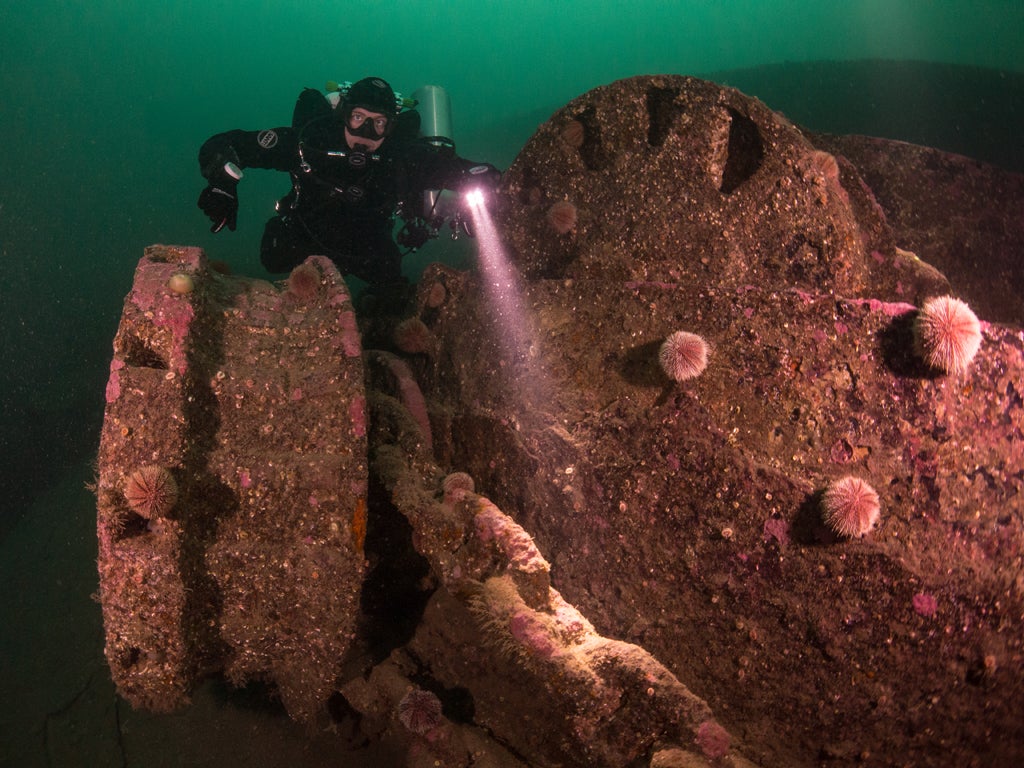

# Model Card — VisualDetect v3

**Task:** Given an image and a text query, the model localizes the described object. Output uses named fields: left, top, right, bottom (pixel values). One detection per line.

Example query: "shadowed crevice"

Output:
left=646, top=86, right=683, bottom=147
left=720, top=107, right=764, bottom=193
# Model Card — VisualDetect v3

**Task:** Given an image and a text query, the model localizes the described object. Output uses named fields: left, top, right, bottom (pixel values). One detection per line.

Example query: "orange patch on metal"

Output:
left=351, top=497, right=367, bottom=553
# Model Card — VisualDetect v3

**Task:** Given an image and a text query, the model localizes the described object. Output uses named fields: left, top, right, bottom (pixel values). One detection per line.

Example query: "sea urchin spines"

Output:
left=658, top=330, right=709, bottom=382
left=914, top=295, right=982, bottom=375
left=393, top=317, right=434, bottom=355
left=285, top=262, right=322, bottom=302
left=123, top=465, right=178, bottom=519
left=425, top=280, right=447, bottom=308
left=397, top=688, right=444, bottom=736
left=822, top=476, right=880, bottom=538
left=546, top=200, right=578, bottom=234
left=559, top=119, right=585, bottom=149
left=442, top=471, right=475, bottom=503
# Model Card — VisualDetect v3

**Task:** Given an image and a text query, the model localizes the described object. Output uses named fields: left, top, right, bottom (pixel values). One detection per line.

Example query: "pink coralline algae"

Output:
left=914, top=295, right=982, bottom=375
left=508, top=610, right=559, bottom=660
left=822, top=476, right=881, bottom=538
left=130, top=262, right=197, bottom=374
left=379, top=354, right=433, bottom=449
left=155, top=297, right=195, bottom=374
left=913, top=592, right=938, bottom=617
left=337, top=309, right=361, bottom=357
left=349, top=396, right=367, bottom=438
left=105, top=360, right=124, bottom=403
left=849, top=297, right=918, bottom=317
left=763, top=516, right=790, bottom=547
left=475, top=503, right=547, bottom=573
left=695, top=719, right=731, bottom=760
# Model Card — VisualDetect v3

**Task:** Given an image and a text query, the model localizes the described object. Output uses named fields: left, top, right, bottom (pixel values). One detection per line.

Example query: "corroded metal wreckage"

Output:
left=97, top=75, right=1024, bottom=767
left=96, top=246, right=368, bottom=723
left=96, top=244, right=755, bottom=766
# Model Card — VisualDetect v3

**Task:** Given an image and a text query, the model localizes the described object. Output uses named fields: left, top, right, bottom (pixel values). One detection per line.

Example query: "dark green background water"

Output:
left=1, top=1, right=1022, bottom=532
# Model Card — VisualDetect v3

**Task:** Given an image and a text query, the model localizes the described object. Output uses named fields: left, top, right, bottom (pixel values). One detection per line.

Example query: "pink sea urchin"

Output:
left=658, top=330, right=709, bottom=382
left=914, top=295, right=982, bottom=375
left=393, top=317, right=434, bottom=355
left=442, top=471, right=475, bottom=503
left=123, top=466, right=178, bottom=519
left=397, top=688, right=443, bottom=736
left=822, top=476, right=880, bottom=538
left=286, top=262, right=321, bottom=302
left=425, top=281, right=447, bottom=308
left=546, top=200, right=577, bottom=234
left=560, top=119, right=585, bottom=149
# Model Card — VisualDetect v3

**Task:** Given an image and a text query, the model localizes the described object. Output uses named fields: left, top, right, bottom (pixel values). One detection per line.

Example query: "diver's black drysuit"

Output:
left=197, top=88, right=496, bottom=286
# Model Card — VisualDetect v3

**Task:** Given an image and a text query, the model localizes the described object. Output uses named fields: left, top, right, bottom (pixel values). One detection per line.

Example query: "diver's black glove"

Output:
left=462, top=163, right=502, bottom=192
left=397, top=220, right=432, bottom=251
left=198, top=180, right=239, bottom=233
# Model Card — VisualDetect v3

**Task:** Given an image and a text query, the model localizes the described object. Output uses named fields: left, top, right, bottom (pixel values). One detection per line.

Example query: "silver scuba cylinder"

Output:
left=413, top=85, right=456, bottom=221
left=415, top=84, right=454, bottom=145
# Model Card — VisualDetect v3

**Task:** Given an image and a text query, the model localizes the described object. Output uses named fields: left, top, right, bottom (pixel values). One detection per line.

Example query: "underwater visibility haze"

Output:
left=1, top=2, right=1022, bottom=527
left=0, top=1, right=1022, bottom=765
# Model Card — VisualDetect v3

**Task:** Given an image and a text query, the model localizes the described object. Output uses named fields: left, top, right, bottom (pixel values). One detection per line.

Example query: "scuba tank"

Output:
left=414, top=85, right=454, bottom=149
left=413, top=85, right=458, bottom=227
left=395, top=84, right=471, bottom=250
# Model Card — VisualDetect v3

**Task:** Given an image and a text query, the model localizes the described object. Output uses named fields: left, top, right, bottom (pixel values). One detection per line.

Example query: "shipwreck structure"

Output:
left=96, top=76, right=1024, bottom=767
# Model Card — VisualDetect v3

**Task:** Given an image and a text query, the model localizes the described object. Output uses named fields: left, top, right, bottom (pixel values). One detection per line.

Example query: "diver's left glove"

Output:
left=198, top=162, right=243, bottom=233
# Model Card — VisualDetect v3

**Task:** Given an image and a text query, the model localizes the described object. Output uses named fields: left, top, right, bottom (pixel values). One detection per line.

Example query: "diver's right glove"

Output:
left=198, top=182, right=238, bottom=233
left=198, top=162, right=243, bottom=233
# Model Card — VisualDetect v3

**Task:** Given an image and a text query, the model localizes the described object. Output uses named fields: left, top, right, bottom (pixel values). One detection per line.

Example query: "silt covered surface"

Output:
left=415, top=75, right=1024, bottom=766
left=89, top=74, right=1024, bottom=767
left=497, top=74, right=946, bottom=305
left=95, top=247, right=368, bottom=725
left=812, top=132, right=1024, bottom=326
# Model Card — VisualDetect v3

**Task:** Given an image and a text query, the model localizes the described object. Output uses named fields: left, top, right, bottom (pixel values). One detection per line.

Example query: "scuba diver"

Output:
left=196, top=76, right=501, bottom=294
